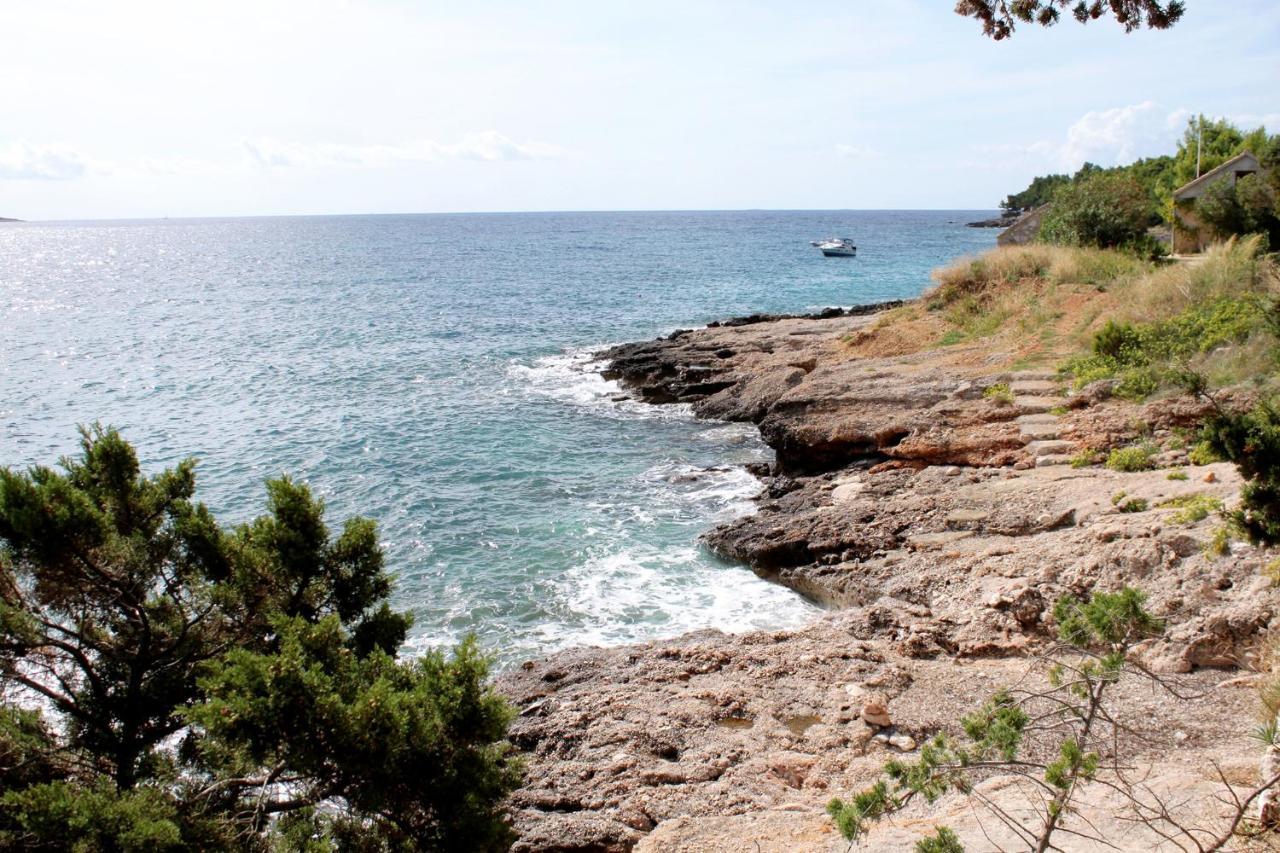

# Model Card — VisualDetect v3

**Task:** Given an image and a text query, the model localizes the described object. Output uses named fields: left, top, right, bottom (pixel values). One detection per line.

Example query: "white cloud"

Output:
left=1229, top=112, right=1280, bottom=130
left=967, top=102, right=1192, bottom=174
left=1057, top=101, right=1169, bottom=168
left=241, top=132, right=564, bottom=169
left=0, top=141, right=88, bottom=180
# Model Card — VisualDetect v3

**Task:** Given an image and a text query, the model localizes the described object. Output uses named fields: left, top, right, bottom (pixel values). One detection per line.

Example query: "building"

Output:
left=1171, top=151, right=1261, bottom=254
left=995, top=203, right=1050, bottom=246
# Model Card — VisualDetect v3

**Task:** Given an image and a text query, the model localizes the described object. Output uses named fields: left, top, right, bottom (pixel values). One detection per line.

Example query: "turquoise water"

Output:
left=1, top=211, right=995, bottom=666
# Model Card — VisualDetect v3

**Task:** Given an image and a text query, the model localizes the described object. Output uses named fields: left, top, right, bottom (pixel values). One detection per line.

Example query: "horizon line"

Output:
left=5, top=206, right=1002, bottom=225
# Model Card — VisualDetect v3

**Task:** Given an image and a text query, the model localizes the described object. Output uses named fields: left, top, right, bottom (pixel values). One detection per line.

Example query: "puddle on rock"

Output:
left=716, top=716, right=755, bottom=731
left=784, top=715, right=822, bottom=736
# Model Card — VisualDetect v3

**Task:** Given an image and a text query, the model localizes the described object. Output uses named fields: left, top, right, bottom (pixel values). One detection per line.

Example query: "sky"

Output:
left=0, top=0, right=1277, bottom=220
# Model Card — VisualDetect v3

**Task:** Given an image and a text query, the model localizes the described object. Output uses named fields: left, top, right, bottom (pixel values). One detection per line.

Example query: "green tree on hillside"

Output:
left=1172, top=116, right=1274, bottom=186
left=1000, top=173, right=1069, bottom=213
left=955, top=1, right=1185, bottom=40
left=0, top=426, right=520, bottom=850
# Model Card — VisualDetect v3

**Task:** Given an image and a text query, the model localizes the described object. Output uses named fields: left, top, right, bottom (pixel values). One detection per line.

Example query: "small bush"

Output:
left=1158, top=493, right=1223, bottom=524
left=983, top=383, right=1015, bottom=405
left=1114, top=367, right=1160, bottom=400
left=1167, top=470, right=1189, bottom=481
left=1106, top=445, right=1157, bottom=472
left=916, top=826, right=965, bottom=853
left=1039, top=174, right=1152, bottom=249
left=1206, top=524, right=1236, bottom=558
left=1203, top=401, right=1280, bottom=545
left=1188, top=439, right=1226, bottom=466
left=1093, top=319, right=1143, bottom=361
left=1070, top=449, right=1099, bottom=468
left=1111, top=491, right=1148, bottom=512
left=1117, top=497, right=1149, bottom=513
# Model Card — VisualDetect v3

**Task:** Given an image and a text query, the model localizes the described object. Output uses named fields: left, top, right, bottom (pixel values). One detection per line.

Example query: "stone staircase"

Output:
left=1007, top=373, right=1076, bottom=467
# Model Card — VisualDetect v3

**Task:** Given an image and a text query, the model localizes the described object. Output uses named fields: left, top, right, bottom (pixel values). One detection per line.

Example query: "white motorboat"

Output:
left=811, top=237, right=856, bottom=257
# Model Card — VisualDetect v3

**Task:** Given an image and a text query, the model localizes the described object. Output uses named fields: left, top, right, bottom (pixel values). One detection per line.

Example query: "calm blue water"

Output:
left=1, top=211, right=995, bottom=666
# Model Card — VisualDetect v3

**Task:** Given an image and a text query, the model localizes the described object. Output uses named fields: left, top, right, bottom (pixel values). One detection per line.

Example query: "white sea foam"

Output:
left=635, top=459, right=762, bottom=520
left=507, top=347, right=695, bottom=421
left=534, top=542, right=817, bottom=653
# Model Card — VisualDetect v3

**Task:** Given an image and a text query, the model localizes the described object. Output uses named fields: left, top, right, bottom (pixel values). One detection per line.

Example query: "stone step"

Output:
left=1009, top=379, right=1062, bottom=395
left=1035, top=454, right=1076, bottom=468
left=1014, top=396, right=1066, bottom=415
left=1015, top=412, right=1059, bottom=425
left=1007, top=370, right=1059, bottom=382
left=907, top=530, right=974, bottom=550
left=1026, top=439, right=1076, bottom=457
left=1019, top=421, right=1062, bottom=442
left=944, top=508, right=989, bottom=530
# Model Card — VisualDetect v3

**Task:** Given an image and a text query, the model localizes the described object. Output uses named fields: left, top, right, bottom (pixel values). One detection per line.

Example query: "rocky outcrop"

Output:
left=966, top=213, right=1020, bottom=228
left=600, top=316, right=1036, bottom=473
left=502, top=306, right=1280, bottom=852
left=500, top=611, right=1262, bottom=851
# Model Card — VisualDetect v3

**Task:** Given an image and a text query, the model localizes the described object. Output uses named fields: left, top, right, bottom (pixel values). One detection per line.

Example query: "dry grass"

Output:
left=841, top=238, right=1278, bottom=377
left=1114, top=235, right=1275, bottom=323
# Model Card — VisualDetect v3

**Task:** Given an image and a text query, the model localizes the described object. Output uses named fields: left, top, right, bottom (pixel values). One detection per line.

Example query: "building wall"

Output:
left=1172, top=203, right=1205, bottom=254
left=996, top=205, right=1048, bottom=247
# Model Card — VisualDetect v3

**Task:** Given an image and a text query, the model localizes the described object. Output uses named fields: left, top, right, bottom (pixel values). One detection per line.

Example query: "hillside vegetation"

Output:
left=846, top=237, right=1280, bottom=400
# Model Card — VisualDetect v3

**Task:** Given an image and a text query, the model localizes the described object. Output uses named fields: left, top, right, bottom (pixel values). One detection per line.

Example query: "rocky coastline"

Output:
left=497, top=303, right=1278, bottom=851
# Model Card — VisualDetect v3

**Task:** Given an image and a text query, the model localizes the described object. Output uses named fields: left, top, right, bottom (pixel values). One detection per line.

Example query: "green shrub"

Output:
left=1062, top=353, right=1123, bottom=390
left=1203, top=401, right=1280, bottom=545
left=1111, top=491, right=1148, bottom=512
left=1158, top=493, right=1223, bottom=524
left=1188, top=439, right=1226, bottom=466
left=1167, top=470, right=1189, bottom=480
left=983, top=382, right=1015, bottom=405
left=1093, top=319, right=1143, bottom=361
left=1070, top=449, right=1099, bottom=468
left=916, top=826, right=965, bottom=853
left=1039, top=174, right=1152, bottom=249
left=1106, top=444, right=1157, bottom=472
left=1060, top=272, right=1270, bottom=399
left=1206, top=524, right=1236, bottom=557
left=1114, top=367, right=1160, bottom=400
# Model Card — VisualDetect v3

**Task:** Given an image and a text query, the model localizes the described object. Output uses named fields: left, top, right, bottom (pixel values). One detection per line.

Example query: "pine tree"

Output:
left=0, top=426, right=519, bottom=850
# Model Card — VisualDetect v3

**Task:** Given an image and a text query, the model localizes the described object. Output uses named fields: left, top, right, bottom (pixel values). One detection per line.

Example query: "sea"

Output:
left=0, top=210, right=996, bottom=667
